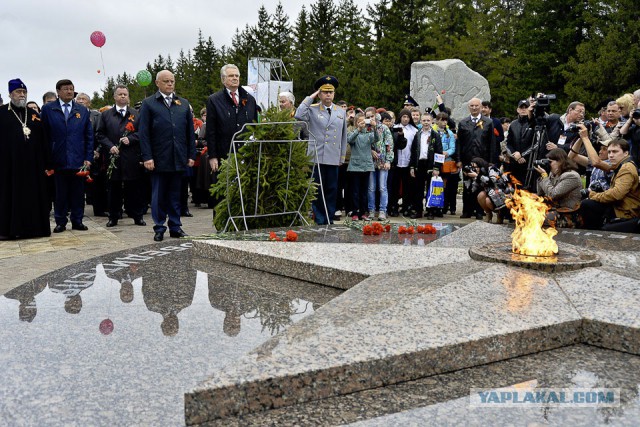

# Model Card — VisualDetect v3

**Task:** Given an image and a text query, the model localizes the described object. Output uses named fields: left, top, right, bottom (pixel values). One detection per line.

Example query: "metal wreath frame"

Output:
left=221, top=121, right=328, bottom=232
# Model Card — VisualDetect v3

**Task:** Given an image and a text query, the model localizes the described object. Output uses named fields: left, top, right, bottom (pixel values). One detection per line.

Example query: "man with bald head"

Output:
left=456, top=97, right=496, bottom=219
left=139, top=70, right=196, bottom=241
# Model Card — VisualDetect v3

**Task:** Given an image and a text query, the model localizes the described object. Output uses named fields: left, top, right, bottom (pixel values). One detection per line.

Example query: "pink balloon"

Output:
left=90, top=31, right=106, bottom=48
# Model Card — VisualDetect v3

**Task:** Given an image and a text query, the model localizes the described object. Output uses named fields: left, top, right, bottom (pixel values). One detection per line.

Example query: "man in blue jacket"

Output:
left=40, top=79, right=94, bottom=233
left=138, top=70, right=196, bottom=242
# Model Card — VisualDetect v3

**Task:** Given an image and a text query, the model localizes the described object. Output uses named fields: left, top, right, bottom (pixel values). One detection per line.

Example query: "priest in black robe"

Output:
left=0, top=79, right=51, bottom=239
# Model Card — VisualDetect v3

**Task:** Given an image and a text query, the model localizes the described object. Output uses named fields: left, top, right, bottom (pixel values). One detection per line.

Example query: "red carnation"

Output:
left=269, top=231, right=281, bottom=241
left=284, top=230, right=298, bottom=242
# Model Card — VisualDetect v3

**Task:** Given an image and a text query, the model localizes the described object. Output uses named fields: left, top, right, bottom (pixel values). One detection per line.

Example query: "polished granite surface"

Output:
left=0, top=242, right=341, bottom=425
left=4, top=218, right=640, bottom=426
left=206, top=344, right=640, bottom=426
left=188, top=222, right=640, bottom=424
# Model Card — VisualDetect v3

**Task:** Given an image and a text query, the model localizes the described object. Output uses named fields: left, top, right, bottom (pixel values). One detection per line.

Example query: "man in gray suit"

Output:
left=295, top=75, right=347, bottom=225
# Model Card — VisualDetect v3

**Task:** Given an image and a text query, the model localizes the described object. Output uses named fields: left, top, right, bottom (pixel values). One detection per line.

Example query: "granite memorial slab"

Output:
left=187, top=221, right=640, bottom=424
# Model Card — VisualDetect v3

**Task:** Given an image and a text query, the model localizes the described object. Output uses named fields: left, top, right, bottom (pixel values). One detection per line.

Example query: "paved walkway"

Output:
left=0, top=208, right=217, bottom=295
left=0, top=202, right=476, bottom=296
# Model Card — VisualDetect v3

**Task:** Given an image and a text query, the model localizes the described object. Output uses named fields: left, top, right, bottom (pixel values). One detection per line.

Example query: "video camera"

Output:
left=533, top=93, right=556, bottom=118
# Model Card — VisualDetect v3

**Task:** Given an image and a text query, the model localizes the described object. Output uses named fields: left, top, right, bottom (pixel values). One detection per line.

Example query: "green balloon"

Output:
left=136, top=70, right=152, bottom=87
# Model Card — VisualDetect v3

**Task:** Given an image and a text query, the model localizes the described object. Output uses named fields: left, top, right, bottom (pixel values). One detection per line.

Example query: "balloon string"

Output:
left=100, top=48, right=106, bottom=78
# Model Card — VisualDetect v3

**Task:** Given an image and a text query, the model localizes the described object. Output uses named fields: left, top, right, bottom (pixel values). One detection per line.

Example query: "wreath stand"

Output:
left=221, top=121, right=327, bottom=232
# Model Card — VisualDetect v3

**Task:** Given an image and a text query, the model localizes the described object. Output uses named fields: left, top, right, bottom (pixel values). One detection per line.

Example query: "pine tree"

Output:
left=563, top=0, right=640, bottom=111
left=210, top=108, right=316, bottom=231
left=290, top=6, right=316, bottom=99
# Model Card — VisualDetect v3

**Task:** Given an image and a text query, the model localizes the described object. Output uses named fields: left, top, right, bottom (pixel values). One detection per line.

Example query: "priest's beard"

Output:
left=11, top=99, right=27, bottom=108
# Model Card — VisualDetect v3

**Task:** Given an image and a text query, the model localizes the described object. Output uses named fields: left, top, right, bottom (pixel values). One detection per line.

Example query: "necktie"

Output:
left=119, top=108, right=126, bottom=117
left=165, top=96, right=172, bottom=107
left=63, top=104, right=70, bottom=120
left=327, top=108, right=331, bottom=116
left=231, top=92, right=238, bottom=106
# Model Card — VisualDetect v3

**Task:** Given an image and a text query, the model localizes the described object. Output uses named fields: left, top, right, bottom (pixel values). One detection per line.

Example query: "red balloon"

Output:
left=99, top=318, right=114, bottom=335
left=97, top=70, right=101, bottom=74
left=90, top=31, right=106, bottom=48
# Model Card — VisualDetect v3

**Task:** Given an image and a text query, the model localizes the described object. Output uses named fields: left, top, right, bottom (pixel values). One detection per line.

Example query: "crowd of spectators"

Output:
left=2, top=72, right=640, bottom=240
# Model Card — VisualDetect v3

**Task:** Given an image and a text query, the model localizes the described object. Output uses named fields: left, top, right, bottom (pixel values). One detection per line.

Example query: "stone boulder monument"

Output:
left=410, top=59, right=491, bottom=122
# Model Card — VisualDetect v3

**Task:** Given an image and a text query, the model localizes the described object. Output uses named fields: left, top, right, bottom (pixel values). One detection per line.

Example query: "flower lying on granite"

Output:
left=268, top=230, right=298, bottom=242
left=284, top=230, right=298, bottom=242
left=269, top=231, right=281, bottom=241
left=363, top=222, right=386, bottom=236
left=417, top=224, right=436, bottom=234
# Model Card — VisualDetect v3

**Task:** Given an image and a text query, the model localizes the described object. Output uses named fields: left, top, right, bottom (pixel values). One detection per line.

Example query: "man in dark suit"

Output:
left=96, top=84, right=146, bottom=227
left=138, top=70, right=196, bottom=242
left=40, top=79, right=94, bottom=232
left=204, top=64, right=258, bottom=210
left=456, top=97, right=496, bottom=219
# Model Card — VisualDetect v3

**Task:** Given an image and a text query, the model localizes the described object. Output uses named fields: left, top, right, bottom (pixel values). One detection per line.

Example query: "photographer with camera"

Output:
left=544, top=101, right=611, bottom=185
left=568, top=123, right=613, bottom=197
left=580, top=138, right=640, bottom=231
left=465, top=158, right=510, bottom=224
left=533, top=149, right=582, bottom=228
left=615, top=108, right=640, bottom=164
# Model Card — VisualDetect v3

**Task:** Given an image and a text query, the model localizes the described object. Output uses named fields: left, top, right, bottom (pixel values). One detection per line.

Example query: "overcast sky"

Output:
left=0, top=0, right=303, bottom=106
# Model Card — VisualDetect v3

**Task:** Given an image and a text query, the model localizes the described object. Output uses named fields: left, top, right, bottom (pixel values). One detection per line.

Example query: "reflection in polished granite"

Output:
left=0, top=242, right=340, bottom=425
left=205, top=344, right=640, bottom=426
left=188, top=221, right=640, bottom=424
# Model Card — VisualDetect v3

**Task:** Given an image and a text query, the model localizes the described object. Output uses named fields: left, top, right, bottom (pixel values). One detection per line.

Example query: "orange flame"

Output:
left=508, top=188, right=558, bottom=256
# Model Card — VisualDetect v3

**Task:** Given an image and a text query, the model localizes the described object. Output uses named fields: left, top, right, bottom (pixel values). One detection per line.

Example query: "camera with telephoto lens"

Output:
left=533, top=159, right=551, bottom=173
left=567, top=120, right=596, bottom=133
left=632, top=109, right=640, bottom=120
left=580, top=181, right=605, bottom=199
